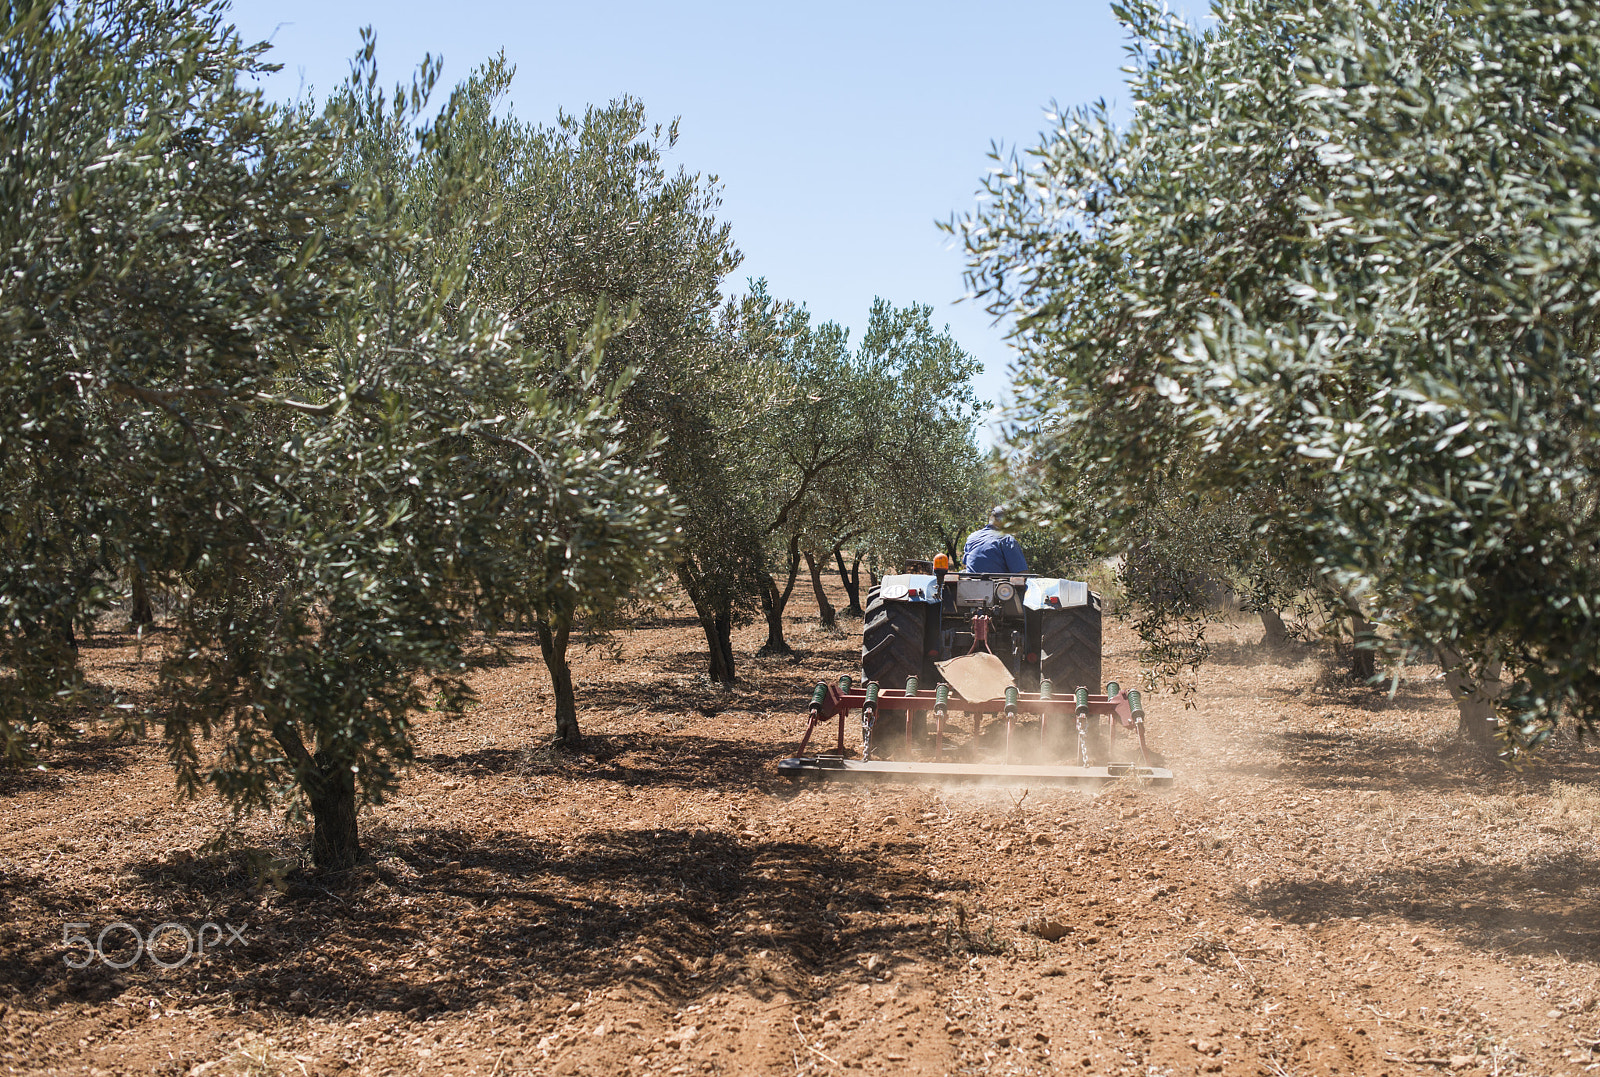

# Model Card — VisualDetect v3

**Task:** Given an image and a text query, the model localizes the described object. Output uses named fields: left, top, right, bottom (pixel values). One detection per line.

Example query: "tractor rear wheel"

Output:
left=861, top=587, right=926, bottom=691
left=1039, top=592, right=1103, bottom=696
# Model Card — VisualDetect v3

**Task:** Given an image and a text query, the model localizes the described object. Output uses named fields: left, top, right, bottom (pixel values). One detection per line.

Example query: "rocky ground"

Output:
left=2, top=586, right=1597, bottom=1077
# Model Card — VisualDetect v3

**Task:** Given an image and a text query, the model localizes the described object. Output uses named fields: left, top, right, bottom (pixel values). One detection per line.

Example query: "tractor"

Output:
left=776, top=554, right=1171, bottom=787
left=862, top=554, right=1102, bottom=695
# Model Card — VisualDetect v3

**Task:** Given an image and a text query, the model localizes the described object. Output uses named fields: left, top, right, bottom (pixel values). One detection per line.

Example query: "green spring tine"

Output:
left=1126, top=687, right=1151, bottom=767
left=1039, top=679, right=1053, bottom=700
left=1074, top=685, right=1089, bottom=768
left=1105, top=680, right=1121, bottom=697
left=860, top=681, right=880, bottom=761
left=1003, top=685, right=1017, bottom=763
left=935, top=683, right=950, bottom=708
left=839, top=674, right=853, bottom=694
left=905, top=676, right=919, bottom=695
left=811, top=682, right=828, bottom=708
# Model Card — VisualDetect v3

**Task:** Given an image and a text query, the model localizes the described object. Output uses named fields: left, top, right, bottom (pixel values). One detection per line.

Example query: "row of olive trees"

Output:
left=745, top=295, right=990, bottom=653
left=960, top=0, right=1600, bottom=745
left=336, top=55, right=757, bottom=727
left=1, top=1, right=697, bottom=867
left=0, top=0, right=989, bottom=867
left=377, top=64, right=992, bottom=685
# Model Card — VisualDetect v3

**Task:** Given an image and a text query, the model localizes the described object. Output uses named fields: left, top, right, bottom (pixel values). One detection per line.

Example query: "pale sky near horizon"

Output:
left=224, top=1, right=1146, bottom=443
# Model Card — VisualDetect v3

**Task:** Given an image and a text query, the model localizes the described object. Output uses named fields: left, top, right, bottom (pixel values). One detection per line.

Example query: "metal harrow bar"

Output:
left=778, top=676, right=1173, bottom=788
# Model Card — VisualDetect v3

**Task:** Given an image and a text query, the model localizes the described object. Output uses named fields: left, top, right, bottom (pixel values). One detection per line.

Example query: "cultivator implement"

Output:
left=778, top=676, right=1173, bottom=787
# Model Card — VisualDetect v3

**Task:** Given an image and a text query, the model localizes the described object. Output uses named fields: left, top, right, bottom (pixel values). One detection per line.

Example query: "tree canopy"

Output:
left=745, top=297, right=989, bottom=650
left=1, top=0, right=992, bottom=868
left=0, top=1, right=680, bottom=865
left=959, top=0, right=1600, bottom=744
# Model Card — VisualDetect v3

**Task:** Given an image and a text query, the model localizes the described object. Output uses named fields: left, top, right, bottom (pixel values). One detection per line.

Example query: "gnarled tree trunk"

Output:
left=1349, top=609, right=1377, bottom=681
left=307, top=751, right=359, bottom=870
left=1436, top=644, right=1504, bottom=747
left=1259, top=607, right=1289, bottom=647
left=677, top=565, right=738, bottom=686
left=708, top=608, right=735, bottom=685
left=759, top=538, right=802, bottom=655
left=537, top=615, right=580, bottom=747
left=834, top=546, right=864, bottom=617
left=274, top=723, right=360, bottom=870
left=129, top=564, right=153, bottom=628
left=804, top=550, right=836, bottom=628
left=678, top=566, right=736, bottom=685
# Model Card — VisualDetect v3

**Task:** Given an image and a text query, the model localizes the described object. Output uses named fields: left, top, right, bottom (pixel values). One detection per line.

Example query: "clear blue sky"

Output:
left=225, top=1, right=1141, bottom=440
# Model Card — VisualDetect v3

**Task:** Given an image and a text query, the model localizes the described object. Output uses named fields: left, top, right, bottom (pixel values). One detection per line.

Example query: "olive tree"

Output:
left=749, top=299, right=986, bottom=648
left=847, top=302, right=987, bottom=580
left=750, top=306, right=857, bottom=649
left=392, top=64, right=776, bottom=690
left=331, top=59, right=691, bottom=742
left=1, top=3, right=677, bottom=868
left=960, top=0, right=1600, bottom=745
left=0, top=0, right=349, bottom=766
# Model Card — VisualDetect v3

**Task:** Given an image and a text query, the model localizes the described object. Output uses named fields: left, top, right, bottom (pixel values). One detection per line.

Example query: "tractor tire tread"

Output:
left=1039, top=593, right=1103, bottom=696
left=862, top=587, right=925, bottom=691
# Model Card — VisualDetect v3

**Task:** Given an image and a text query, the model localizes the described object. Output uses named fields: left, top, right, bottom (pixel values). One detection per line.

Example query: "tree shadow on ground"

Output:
left=420, top=732, right=803, bottom=796
left=573, top=677, right=755, bottom=715
left=0, top=734, right=142, bottom=799
left=1191, top=727, right=1539, bottom=793
left=1239, top=845, right=1600, bottom=962
left=423, top=746, right=528, bottom=778
left=638, top=646, right=855, bottom=683
left=570, top=655, right=856, bottom=719
left=4, top=826, right=956, bottom=1019
left=1197, top=638, right=1319, bottom=669
left=624, top=614, right=705, bottom=631
left=75, top=628, right=170, bottom=650
left=576, top=733, right=801, bottom=795
left=1256, top=677, right=1448, bottom=713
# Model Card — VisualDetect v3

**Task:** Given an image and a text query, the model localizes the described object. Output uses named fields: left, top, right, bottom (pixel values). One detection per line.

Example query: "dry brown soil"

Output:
left=3, top=585, right=1599, bottom=1077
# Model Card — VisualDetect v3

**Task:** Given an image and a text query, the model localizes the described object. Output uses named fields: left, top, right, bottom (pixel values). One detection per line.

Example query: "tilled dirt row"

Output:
left=1, top=599, right=1597, bottom=1077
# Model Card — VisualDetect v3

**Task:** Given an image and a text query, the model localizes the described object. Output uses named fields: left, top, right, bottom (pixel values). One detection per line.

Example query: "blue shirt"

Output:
left=963, top=526, right=1028, bottom=574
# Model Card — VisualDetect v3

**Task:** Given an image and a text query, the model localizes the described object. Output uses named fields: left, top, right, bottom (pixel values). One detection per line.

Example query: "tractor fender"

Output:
left=879, top=574, right=942, bottom=603
left=1024, top=578, right=1090, bottom=611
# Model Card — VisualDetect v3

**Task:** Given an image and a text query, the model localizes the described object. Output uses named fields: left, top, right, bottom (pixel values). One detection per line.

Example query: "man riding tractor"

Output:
left=963, top=506, right=1028, bottom=574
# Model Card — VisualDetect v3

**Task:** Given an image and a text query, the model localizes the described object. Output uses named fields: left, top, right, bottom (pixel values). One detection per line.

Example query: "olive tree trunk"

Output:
left=1259, top=607, right=1289, bottom=646
left=678, top=566, right=737, bottom=685
left=834, top=546, right=864, bottom=617
left=1436, top=645, right=1504, bottom=746
left=129, top=564, right=153, bottom=628
left=307, top=753, right=359, bottom=870
left=537, top=615, right=581, bottom=747
left=759, top=538, right=802, bottom=655
left=273, top=723, right=360, bottom=870
left=804, top=550, right=836, bottom=628
left=706, top=609, right=735, bottom=686
left=1349, top=608, right=1377, bottom=682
